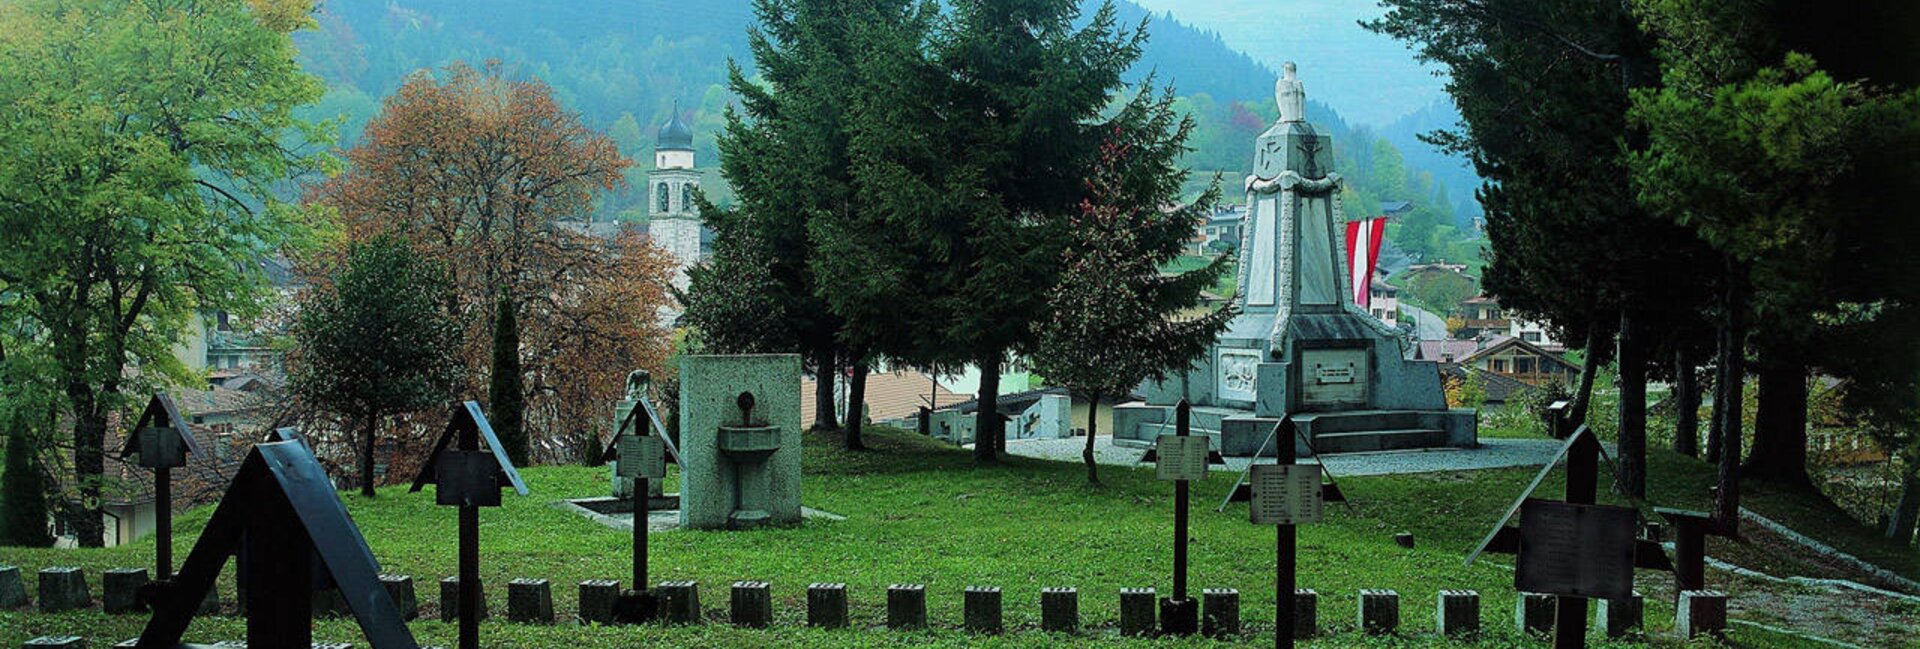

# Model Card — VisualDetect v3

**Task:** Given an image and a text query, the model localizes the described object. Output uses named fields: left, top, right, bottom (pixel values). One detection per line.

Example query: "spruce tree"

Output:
left=490, top=294, right=527, bottom=466
left=1, top=424, right=53, bottom=547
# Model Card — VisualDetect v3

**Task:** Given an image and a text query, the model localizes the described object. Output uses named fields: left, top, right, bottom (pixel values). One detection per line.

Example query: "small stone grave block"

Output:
left=730, top=581, right=772, bottom=628
left=887, top=584, right=926, bottom=630
left=1040, top=587, right=1078, bottom=633
left=1596, top=591, right=1643, bottom=639
left=380, top=574, right=418, bottom=621
left=807, top=582, right=848, bottom=629
left=1515, top=592, right=1554, bottom=636
left=1201, top=588, right=1239, bottom=638
left=1292, top=588, right=1318, bottom=639
left=439, top=576, right=486, bottom=622
left=507, top=578, right=554, bottom=625
left=0, top=566, right=26, bottom=608
left=963, top=586, right=1002, bottom=634
left=1358, top=589, right=1399, bottom=636
left=657, top=580, right=701, bottom=625
left=22, top=637, right=84, bottom=649
left=101, top=569, right=148, bottom=614
left=37, top=567, right=89, bottom=613
left=1436, top=589, right=1479, bottom=638
left=579, top=579, right=620, bottom=625
left=1676, top=590, right=1727, bottom=639
left=1118, top=587, right=1156, bottom=637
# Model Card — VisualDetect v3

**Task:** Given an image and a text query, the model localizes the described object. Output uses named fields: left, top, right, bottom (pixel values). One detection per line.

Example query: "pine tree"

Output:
left=490, top=294, right=528, bottom=466
left=1, top=423, right=54, bottom=547
left=1031, top=112, right=1235, bottom=484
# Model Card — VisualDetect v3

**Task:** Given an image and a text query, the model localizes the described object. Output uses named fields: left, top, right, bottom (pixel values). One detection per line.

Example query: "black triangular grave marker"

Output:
left=136, top=439, right=417, bottom=648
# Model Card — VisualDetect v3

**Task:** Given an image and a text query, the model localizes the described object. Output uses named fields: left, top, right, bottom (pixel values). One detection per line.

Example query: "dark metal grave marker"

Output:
left=117, top=394, right=203, bottom=581
left=1216, top=420, right=1346, bottom=510
left=1154, top=401, right=1201, bottom=635
left=598, top=398, right=670, bottom=622
left=1246, top=418, right=1326, bottom=649
left=135, top=437, right=416, bottom=648
left=1515, top=500, right=1636, bottom=601
left=409, top=401, right=528, bottom=649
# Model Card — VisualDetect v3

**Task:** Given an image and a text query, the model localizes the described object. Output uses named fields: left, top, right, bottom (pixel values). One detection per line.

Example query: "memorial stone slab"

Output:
left=1154, top=435, right=1209, bottom=481
left=887, top=584, right=926, bottom=630
left=1250, top=464, right=1323, bottom=525
left=1201, top=588, right=1240, bottom=637
left=506, top=578, right=554, bottom=625
left=380, top=574, right=418, bottom=622
left=1676, top=590, right=1727, bottom=639
left=37, top=567, right=89, bottom=613
left=730, top=581, right=772, bottom=628
left=963, top=586, right=1002, bottom=634
left=1358, top=589, right=1398, bottom=636
left=1040, top=587, right=1078, bottom=633
left=1292, top=588, right=1319, bottom=639
left=1118, top=588, right=1157, bottom=636
left=806, top=583, right=848, bottom=629
left=578, top=580, right=620, bottom=625
left=657, top=580, right=701, bottom=625
left=1515, top=592, right=1554, bottom=636
left=1596, top=591, right=1644, bottom=639
left=0, top=566, right=26, bottom=608
left=439, top=576, right=486, bottom=622
left=102, top=569, right=148, bottom=614
left=1435, top=590, right=1479, bottom=638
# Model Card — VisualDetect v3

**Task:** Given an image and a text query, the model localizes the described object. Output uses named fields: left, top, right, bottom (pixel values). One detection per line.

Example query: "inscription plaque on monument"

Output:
left=616, top=435, right=667, bottom=480
left=1250, top=464, right=1323, bottom=525
left=1154, top=435, right=1211, bottom=482
left=1515, top=499, right=1635, bottom=600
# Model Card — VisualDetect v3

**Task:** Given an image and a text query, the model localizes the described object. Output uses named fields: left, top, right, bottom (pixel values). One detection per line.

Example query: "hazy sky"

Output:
left=1128, top=0, right=1448, bottom=127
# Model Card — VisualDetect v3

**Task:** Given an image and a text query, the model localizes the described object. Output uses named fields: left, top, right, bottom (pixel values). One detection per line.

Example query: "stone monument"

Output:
left=678, top=354, right=802, bottom=529
left=1114, top=63, right=1474, bottom=456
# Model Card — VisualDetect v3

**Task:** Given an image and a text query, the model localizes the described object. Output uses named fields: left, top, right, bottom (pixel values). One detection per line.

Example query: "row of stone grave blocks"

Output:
left=5, top=563, right=1730, bottom=642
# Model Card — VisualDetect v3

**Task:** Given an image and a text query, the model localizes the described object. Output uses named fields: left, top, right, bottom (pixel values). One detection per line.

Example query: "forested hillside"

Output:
left=295, top=0, right=1479, bottom=262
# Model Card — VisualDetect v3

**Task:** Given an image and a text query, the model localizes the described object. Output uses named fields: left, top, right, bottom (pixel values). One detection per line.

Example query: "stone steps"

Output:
left=1293, top=410, right=1427, bottom=434
left=1312, top=429, right=1449, bottom=454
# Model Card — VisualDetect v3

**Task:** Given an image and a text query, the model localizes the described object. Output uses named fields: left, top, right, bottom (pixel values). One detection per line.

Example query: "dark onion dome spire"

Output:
left=657, top=100, right=694, bottom=151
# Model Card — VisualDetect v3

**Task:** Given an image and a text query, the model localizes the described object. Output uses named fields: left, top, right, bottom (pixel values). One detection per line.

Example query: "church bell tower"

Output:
left=648, top=101, right=702, bottom=294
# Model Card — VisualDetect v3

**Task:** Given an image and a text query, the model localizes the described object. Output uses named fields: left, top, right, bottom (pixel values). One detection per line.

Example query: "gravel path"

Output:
left=1000, top=436, right=1580, bottom=477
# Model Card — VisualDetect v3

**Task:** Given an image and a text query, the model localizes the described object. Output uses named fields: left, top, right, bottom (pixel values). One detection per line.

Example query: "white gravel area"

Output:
left=999, top=436, right=1581, bottom=477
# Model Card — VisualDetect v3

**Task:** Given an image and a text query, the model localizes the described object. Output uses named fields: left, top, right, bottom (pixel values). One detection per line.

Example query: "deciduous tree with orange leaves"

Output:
left=308, top=62, right=675, bottom=467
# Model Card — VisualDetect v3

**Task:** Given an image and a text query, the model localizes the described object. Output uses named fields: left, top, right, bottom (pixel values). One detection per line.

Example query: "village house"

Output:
left=1457, top=294, right=1509, bottom=338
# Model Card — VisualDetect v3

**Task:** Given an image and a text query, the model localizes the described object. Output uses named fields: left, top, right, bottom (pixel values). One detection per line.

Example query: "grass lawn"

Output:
left=0, top=427, right=1910, bottom=647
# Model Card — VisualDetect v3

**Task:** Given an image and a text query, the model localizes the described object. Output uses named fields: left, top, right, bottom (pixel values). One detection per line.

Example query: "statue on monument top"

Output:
left=1276, top=61, right=1306, bottom=123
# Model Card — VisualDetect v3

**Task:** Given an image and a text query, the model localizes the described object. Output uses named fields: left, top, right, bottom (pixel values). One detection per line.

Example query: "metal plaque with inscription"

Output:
left=616, top=435, right=667, bottom=480
left=1155, top=435, right=1210, bottom=482
left=1515, top=500, right=1636, bottom=600
left=1250, top=464, right=1324, bottom=525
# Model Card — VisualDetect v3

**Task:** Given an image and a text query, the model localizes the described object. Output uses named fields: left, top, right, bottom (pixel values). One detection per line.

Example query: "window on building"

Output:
left=683, top=184, right=696, bottom=211
left=1492, top=359, right=1508, bottom=373
left=1523, top=331, right=1541, bottom=342
left=215, top=310, right=231, bottom=332
left=656, top=183, right=670, bottom=213
left=1516, top=358, right=1535, bottom=374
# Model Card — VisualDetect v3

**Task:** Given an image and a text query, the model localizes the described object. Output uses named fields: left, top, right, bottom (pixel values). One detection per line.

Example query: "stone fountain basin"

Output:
left=716, top=425, right=780, bottom=455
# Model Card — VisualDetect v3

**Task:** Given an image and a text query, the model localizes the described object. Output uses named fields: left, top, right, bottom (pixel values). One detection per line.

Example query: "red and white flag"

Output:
left=1346, top=216, right=1387, bottom=309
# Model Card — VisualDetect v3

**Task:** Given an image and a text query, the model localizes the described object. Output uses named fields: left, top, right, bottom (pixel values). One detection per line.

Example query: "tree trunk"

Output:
left=1746, top=349, right=1811, bottom=485
left=1083, top=391, right=1100, bottom=485
left=1714, top=265, right=1748, bottom=527
left=66, top=387, right=107, bottom=548
left=845, top=360, right=868, bottom=451
left=974, top=355, right=1002, bottom=464
left=812, top=346, right=839, bottom=432
left=359, top=413, right=379, bottom=498
left=1674, top=348, right=1700, bottom=458
left=1888, top=463, right=1919, bottom=546
left=1706, top=358, right=1725, bottom=463
left=1617, top=310, right=1647, bottom=499
left=1569, top=325, right=1603, bottom=426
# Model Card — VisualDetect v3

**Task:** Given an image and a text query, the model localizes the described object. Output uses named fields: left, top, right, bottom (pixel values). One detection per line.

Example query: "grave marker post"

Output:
left=1554, top=427, right=1599, bottom=649
left=1249, top=419, right=1322, bottom=649
left=118, top=394, right=201, bottom=581
left=1154, top=400, right=1203, bottom=635
left=409, top=402, right=530, bottom=649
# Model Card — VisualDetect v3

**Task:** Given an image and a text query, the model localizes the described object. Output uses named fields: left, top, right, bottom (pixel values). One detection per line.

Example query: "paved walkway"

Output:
left=1002, top=436, right=1578, bottom=477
